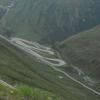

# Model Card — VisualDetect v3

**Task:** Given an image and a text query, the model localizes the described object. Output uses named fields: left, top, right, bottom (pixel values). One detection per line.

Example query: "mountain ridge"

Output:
left=0, top=0, right=100, bottom=43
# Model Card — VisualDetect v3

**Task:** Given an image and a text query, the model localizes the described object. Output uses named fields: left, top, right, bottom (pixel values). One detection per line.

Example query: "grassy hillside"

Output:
left=0, top=0, right=100, bottom=43
left=0, top=36, right=100, bottom=100
left=59, top=25, right=100, bottom=81
left=0, top=81, right=61, bottom=100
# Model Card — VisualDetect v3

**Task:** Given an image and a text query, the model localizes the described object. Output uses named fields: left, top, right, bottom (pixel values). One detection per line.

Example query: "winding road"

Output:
left=11, top=38, right=66, bottom=67
left=10, top=37, right=100, bottom=96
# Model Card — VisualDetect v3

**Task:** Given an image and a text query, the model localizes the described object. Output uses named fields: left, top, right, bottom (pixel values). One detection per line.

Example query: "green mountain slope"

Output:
left=1, top=0, right=100, bottom=43
left=59, top=25, right=100, bottom=81
left=0, top=36, right=100, bottom=100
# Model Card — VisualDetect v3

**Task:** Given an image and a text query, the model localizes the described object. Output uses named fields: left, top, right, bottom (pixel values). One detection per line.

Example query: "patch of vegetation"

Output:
left=0, top=82, right=61, bottom=100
